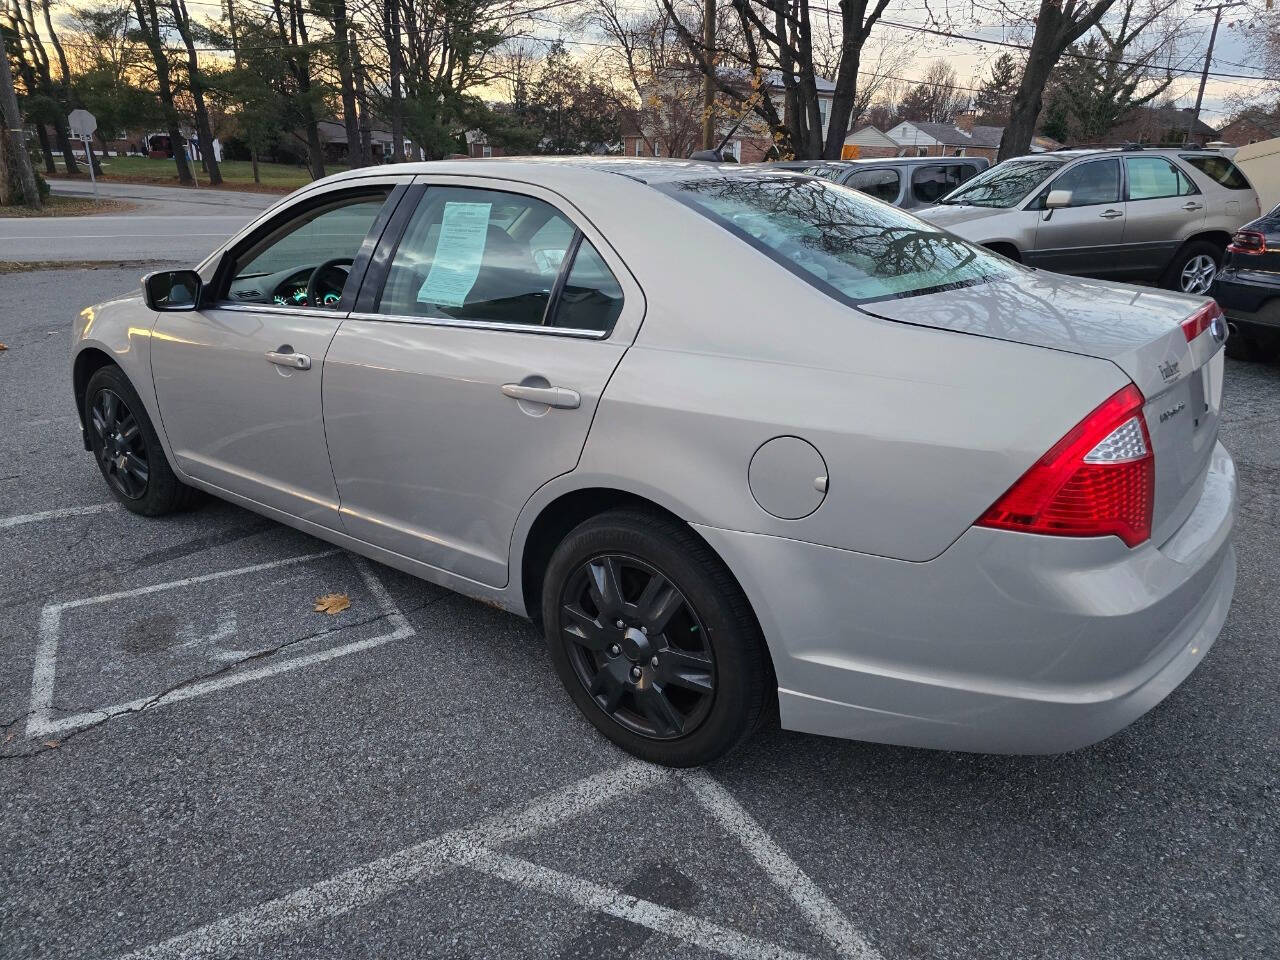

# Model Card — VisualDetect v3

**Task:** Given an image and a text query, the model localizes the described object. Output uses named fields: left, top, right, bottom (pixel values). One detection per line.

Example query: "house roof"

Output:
left=317, top=119, right=396, bottom=144
left=1224, top=110, right=1280, bottom=138
left=894, top=120, right=1004, bottom=148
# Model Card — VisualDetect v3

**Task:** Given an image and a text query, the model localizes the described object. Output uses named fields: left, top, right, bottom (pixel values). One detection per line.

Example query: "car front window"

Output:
left=936, top=160, right=1062, bottom=208
left=659, top=175, right=1020, bottom=304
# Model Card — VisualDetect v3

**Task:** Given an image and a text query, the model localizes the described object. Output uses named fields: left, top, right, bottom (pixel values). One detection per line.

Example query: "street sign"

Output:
left=66, top=109, right=99, bottom=199
left=68, top=108, right=97, bottom=137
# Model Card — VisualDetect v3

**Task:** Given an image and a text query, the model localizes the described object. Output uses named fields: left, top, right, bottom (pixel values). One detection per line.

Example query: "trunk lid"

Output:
left=858, top=272, right=1225, bottom=545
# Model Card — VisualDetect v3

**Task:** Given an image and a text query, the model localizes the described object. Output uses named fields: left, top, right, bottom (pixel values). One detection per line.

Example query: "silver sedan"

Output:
left=71, top=159, right=1237, bottom=767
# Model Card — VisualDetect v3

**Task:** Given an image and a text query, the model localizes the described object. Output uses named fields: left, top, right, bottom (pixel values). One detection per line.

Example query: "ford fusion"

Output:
left=72, top=159, right=1236, bottom=767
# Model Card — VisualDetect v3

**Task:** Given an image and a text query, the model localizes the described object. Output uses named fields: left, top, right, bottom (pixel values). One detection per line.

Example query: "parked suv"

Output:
left=761, top=156, right=990, bottom=210
left=916, top=148, right=1261, bottom=293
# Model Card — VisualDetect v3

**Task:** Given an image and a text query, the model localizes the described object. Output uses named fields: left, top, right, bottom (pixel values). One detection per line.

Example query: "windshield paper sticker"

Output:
left=417, top=202, right=492, bottom=307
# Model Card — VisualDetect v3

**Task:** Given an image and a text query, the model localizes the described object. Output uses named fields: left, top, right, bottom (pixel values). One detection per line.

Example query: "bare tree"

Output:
left=996, top=0, right=1122, bottom=160
left=132, top=0, right=197, bottom=183
left=169, top=0, right=223, bottom=183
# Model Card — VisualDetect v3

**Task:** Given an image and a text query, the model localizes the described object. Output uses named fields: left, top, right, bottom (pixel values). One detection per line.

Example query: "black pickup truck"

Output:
left=1215, top=203, right=1280, bottom=362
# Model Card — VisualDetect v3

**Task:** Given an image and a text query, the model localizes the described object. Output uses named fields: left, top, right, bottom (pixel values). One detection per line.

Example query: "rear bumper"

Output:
left=694, top=441, right=1237, bottom=754
left=1214, top=270, right=1280, bottom=330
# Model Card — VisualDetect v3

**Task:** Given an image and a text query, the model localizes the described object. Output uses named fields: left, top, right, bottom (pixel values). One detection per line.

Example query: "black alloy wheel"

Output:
left=542, top=508, right=771, bottom=767
left=83, top=364, right=199, bottom=516
left=90, top=388, right=149, bottom=499
left=559, top=554, right=716, bottom=740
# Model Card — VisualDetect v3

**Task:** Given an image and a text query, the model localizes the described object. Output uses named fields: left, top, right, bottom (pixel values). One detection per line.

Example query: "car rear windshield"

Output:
left=934, top=159, right=1063, bottom=208
left=658, top=175, right=1020, bottom=304
left=1180, top=155, right=1252, bottom=190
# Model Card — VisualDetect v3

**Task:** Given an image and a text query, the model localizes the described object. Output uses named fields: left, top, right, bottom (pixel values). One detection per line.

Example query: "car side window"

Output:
left=547, top=239, right=624, bottom=332
left=1125, top=157, right=1197, bottom=200
left=1044, top=159, right=1121, bottom=207
left=378, top=187, right=575, bottom=325
left=225, top=190, right=390, bottom=308
left=377, top=186, right=624, bottom=333
left=911, top=164, right=966, bottom=204
left=1180, top=155, right=1252, bottom=190
left=845, top=168, right=900, bottom=203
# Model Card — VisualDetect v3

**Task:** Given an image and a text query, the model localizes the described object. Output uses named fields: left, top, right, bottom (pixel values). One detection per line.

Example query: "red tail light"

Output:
left=977, top=385, right=1154, bottom=547
left=1181, top=301, right=1223, bottom=342
left=1227, top=230, right=1266, bottom=255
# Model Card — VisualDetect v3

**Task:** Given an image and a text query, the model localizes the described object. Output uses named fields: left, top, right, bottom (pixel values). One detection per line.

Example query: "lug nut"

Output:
left=609, top=644, right=620, bottom=656
left=640, top=626, right=648, bottom=635
left=630, top=666, right=642, bottom=680
left=616, top=620, right=625, bottom=628
left=650, top=656, right=659, bottom=667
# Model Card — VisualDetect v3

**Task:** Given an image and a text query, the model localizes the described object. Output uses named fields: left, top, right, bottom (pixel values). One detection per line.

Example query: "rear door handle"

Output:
left=266, top=350, right=311, bottom=370
left=1182, top=202, right=1203, bottom=211
left=501, top=383, right=581, bottom=409
left=1099, top=209, right=1123, bottom=219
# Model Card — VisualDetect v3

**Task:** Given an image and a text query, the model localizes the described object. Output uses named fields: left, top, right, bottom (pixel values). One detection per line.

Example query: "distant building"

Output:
left=843, top=125, right=898, bottom=158
left=1103, top=105, right=1218, bottom=146
left=316, top=120, right=415, bottom=163
left=1216, top=110, right=1280, bottom=147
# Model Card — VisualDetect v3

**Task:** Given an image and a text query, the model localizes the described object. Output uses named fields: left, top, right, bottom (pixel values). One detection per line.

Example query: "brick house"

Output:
left=1216, top=110, right=1280, bottom=147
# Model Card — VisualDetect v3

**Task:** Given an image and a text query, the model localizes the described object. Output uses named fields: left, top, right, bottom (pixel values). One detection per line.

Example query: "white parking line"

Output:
left=0, top=503, right=115, bottom=529
left=108, top=762, right=668, bottom=960
left=104, top=762, right=879, bottom=960
left=464, top=849, right=817, bottom=960
left=682, top=771, right=884, bottom=960
left=26, top=550, right=414, bottom=739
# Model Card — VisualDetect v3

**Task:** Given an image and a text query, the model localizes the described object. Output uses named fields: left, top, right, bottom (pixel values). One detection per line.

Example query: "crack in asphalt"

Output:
left=0, top=594, right=449, bottom=762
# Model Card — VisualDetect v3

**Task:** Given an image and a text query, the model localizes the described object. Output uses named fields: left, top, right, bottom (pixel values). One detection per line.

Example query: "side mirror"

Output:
left=143, top=269, right=202, bottom=311
left=1045, top=189, right=1072, bottom=209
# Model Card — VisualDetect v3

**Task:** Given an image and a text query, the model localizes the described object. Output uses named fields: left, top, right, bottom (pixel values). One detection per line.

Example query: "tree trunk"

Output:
left=171, top=0, right=223, bottom=184
left=385, top=0, right=404, bottom=161
left=251, top=146, right=260, bottom=184
left=0, top=30, right=42, bottom=209
left=306, top=118, right=326, bottom=180
left=352, top=35, right=372, bottom=165
left=134, top=0, right=194, bottom=184
left=36, top=125, right=57, bottom=174
left=53, top=116, right=81, bottom=175
left=332, top=3, right=362, bottom=168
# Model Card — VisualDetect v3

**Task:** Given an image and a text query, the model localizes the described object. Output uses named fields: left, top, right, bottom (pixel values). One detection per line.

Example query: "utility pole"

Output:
left=702, top=0, right=715, bottom=150
left=0, top=31, right=42, bottom=210
left=1189, top=1, right=1245, bottom=140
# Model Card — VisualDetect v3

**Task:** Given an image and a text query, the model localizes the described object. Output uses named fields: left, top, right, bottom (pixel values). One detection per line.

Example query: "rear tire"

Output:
left=1225, top=325, right=1280, bottom=362
left=1161, top=240, right=1222, bottom=295
left=84, top=365, right=199, bottom=516
left=541, top=508, right=770, bottom=767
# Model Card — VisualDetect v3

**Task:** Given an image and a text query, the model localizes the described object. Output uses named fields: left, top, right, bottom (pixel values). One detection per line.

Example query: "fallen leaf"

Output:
left=314, top=593, right=351, bottom=615
left=42, top=740, right=60, bottom=749
left=3, top=732, right=15, bottom=745
left=0, top=343, right=8, bottom=351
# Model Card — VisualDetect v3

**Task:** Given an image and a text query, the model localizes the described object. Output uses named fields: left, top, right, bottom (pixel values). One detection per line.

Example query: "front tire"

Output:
left=1162, top=240, right=1222, bottom=295
left=541, top=509, right=770, bottom=767
left=84, top=365, right=198, bottom=516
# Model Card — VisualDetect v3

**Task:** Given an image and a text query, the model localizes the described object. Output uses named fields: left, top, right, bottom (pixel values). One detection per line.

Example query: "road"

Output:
left=0, top=181, right=276, bottom=265
left=0, top=262, right=1277, bottom=960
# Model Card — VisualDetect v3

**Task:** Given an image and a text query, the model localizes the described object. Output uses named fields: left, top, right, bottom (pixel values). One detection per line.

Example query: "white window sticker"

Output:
left=417, top=202, right=492, bottom=307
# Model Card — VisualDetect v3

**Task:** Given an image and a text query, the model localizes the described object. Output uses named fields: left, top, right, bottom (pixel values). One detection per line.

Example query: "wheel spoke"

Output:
left=561, top=602, right=611, bottom=652
left=635, top=571, right=683, bottom=634
left=100, top=390, right=118, bottom=427
left=636, top=683, right=685, bottom=737
left=90, top=407, right=108, bottom=438
left=588, top=659, right=628, bottom=712
left=658, top=648, right=714, bottom=693
left=122, top=452, right=149, bottom=484
left=587, top=557, right=625, bottom=618
left=119, top=416, right=141, bottom=444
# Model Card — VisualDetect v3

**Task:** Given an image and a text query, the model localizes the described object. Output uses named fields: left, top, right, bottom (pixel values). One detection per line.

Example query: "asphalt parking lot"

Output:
left=2, top=265, right=1278, bottom=960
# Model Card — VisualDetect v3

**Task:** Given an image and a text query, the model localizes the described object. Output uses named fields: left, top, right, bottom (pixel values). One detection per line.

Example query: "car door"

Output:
left=1121, top=155, right=1206, bottom=274
left=1026, top=157, right=1127, bottom=275
left=322, top=179, right=644, bottom=587
left=150, top=179, right=409, bottom=527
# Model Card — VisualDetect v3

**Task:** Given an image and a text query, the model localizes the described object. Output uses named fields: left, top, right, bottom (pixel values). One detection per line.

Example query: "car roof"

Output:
left=312, top=156, right=816, bottom=190
left=1006, top=147, right=1226, bottom=162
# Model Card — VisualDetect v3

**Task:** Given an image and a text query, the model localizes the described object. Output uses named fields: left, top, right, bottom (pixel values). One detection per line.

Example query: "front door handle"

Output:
left=1099, top=209, right=1123, bottom=219
left=266, top=350, right=311, bottom=370
left=1182, top=202, right=1203, bottom=211
left=501, top=383, right=581, bottom=409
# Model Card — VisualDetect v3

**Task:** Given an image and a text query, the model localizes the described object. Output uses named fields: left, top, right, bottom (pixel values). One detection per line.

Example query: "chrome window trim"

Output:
left=344, top=310, right=610, bottom=340
left=207, top=302, right=345, bottom=321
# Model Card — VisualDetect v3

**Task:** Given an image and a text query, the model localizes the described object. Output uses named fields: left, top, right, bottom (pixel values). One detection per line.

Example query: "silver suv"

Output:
left=761, top=156, right=990, bottom=210
left=917, top=148, right=1261, bottom=293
